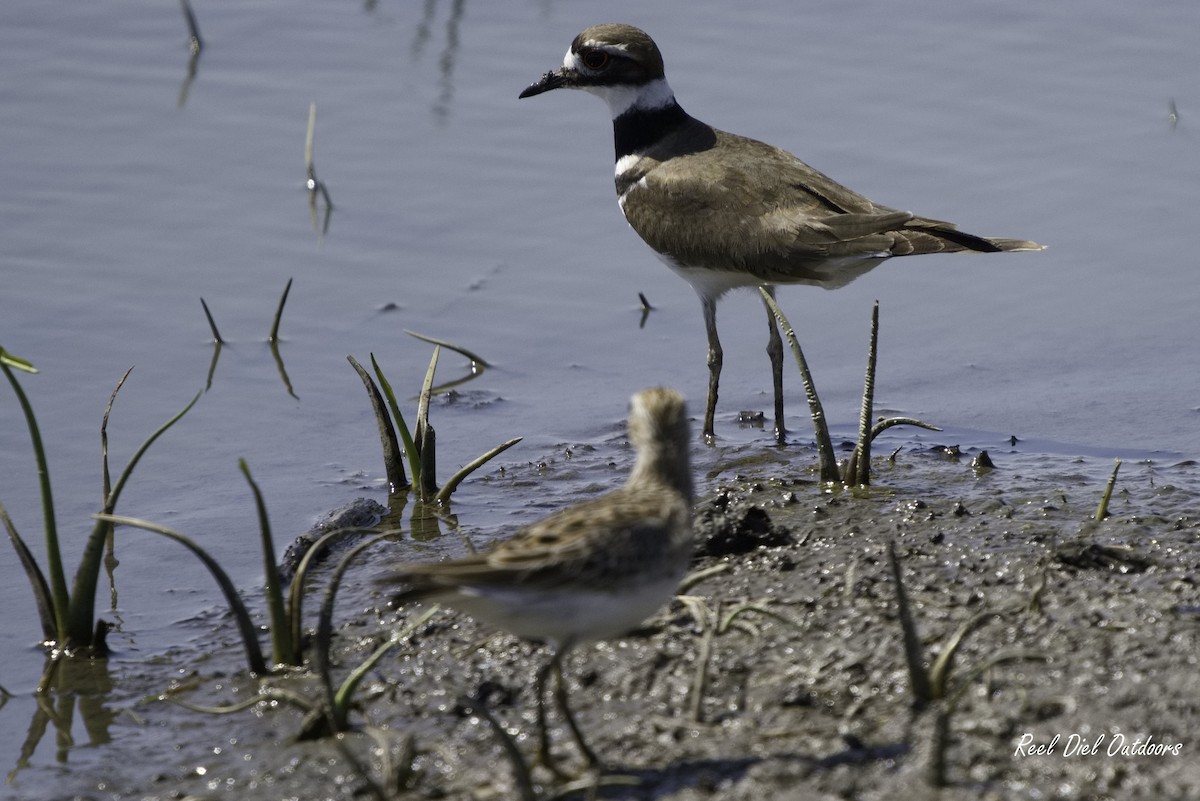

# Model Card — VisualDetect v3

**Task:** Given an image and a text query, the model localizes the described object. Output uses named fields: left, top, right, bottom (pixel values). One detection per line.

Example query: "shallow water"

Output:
left=1, top=0, right=1199, bottom=794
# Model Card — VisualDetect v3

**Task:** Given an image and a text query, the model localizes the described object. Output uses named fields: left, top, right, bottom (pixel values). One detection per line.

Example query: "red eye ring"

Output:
left=582, top=50, right=609, bottom=70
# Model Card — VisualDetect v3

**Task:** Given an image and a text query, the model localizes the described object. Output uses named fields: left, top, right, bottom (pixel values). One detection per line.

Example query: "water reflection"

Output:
left=8, top=658, right=116, bottom=783
left=378, top=494, right=454, bottom=542
left=270, top=339, right=297, bottom=400
left=199, top=284, right=299, bottom=398
left=177, top=0, right=203, bottom=108
left=304, top=103, right=335, bottom=237
left=307, top=188, right=334, bottom=237
left=638, top=292, right=655, bottom=329
left=411, top=0, right=467, bottom=121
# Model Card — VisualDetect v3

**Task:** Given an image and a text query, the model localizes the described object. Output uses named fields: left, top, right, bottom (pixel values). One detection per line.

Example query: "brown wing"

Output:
left=621, top=121, right=1040, bottom=285
left=388, top=486, right=688, bottom=596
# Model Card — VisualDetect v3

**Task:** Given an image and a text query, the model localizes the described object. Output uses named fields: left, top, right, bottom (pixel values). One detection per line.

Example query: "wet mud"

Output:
left=18, top=448, right=1200, bottom=801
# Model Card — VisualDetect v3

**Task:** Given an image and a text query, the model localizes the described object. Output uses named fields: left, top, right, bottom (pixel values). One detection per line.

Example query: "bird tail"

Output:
left=899, top=217, right=1044, bottom=255
left=981, top=236, right=1044, bottom=252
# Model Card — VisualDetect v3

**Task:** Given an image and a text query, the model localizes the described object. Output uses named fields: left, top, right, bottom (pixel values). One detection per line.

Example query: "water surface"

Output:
left=2, top=0, right=1198, bottom=794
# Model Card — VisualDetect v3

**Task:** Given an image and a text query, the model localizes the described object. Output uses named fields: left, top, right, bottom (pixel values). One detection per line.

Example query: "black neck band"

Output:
left=613, top=102, right=691, bottom=159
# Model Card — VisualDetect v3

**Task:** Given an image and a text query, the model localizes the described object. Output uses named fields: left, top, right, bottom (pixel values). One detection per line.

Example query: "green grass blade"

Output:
left=687, top=600, right=718, bottom=723
left=758, top=288, right=839, bottom=482
left=239, top=460, right=294, bottom=666
left=103, top=388, right=200, bottom=515
left=67, top=391, right=200, bottom=648
left=286, top=525, right=382, bottom=664
left=332, top=605, right=438, bottom=717
left=314, top=534, right=392, bottom=732
left=367, top=357, right=420, bottom=489
left=0, top=347, right=39, bottom=373
left=97, top=513, right=268, bottom=675
left=2, top=361, right=68, bottom=642
left=100, top=369, right=135, bottom=508
left=415, top=346, right=439, bottom=438
left=199, top=298, right=223, bottom=343
left=368, top=353, right=421, bottom=487
left=1095, top=459, right=1122, bottom=521
left=415, top=348, right=440, bottom=498
left=927, top=609, right=997, bottom=699
left=434, top=436, right=523, bottom=505
left=402, top=330, right=490, bottom=368
left=717, top=601, right=799, bottom=634
left=167, top=695, right=271, bottom=716
left=870, top=417, right=942, bottom=440
left=852, top=302, right=879, bottom=486
left=926, top=609, right=993, bottom=695
left=347, top=355, right=409, bottom=492
left=0, top=503, right=56, bottom=642
left=268, top=278, right=292, bottom=343
left=888, top=540, right=932, bottom=709
left=944, top=650, right=1050, bottom=709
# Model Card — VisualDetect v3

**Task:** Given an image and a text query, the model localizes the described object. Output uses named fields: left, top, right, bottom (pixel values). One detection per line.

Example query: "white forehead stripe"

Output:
left=563, top=42, right=630, bottom=70
left=582, top=38, right=630, bottom=52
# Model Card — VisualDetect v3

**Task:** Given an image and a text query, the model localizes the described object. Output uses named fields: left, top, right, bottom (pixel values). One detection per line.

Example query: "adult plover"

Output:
left=520, top=23, right=1041, bottom=442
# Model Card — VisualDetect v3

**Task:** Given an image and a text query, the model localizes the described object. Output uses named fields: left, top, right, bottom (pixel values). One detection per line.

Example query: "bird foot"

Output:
left=533, top=746, right=602, bottom=783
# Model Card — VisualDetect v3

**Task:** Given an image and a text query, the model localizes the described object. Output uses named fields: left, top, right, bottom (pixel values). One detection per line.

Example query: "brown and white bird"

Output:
left=384, top=387, right=693, bottom=771
left=520, top=23, right=1042, bottom=442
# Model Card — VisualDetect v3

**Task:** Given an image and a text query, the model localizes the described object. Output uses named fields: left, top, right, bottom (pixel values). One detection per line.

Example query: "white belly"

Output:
left=448, top=573, right=681, bottom=646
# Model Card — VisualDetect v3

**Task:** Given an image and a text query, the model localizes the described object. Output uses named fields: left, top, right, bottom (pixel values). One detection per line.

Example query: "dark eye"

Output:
left=582, top=50, right=609, bottom=70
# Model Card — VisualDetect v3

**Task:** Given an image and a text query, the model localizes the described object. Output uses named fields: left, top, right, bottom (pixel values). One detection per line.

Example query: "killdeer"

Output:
left=384, top=387, right=692, bottom=771
left=520, top=23, right=1042, bottom=442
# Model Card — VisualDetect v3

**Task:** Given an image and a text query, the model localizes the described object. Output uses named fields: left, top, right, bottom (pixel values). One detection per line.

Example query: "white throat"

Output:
left=563, top=52, right=676, bottom=119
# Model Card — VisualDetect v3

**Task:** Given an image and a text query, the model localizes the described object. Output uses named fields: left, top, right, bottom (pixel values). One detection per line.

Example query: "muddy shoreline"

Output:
left=18, top=449, right=1200, bottom=801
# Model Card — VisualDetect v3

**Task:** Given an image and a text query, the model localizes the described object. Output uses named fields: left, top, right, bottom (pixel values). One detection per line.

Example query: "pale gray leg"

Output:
left=701, top=296, right=722, bottom=440
left=535, top=650, right=561, bottom=773
left=761, top=286, right=786, bottom=443
left=535, top=640, right=597, bottom=774
left=551, top=647, right=598, bottom=768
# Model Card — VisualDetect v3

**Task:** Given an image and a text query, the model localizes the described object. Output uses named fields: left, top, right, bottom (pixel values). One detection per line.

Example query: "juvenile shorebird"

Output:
left=385, top=387, right=692, bottom=771
left=520, top=23, right=1042, bottom=442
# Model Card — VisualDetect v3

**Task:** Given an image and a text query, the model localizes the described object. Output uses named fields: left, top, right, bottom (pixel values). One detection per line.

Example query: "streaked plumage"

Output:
left=384, top=387, right=692, bottom=770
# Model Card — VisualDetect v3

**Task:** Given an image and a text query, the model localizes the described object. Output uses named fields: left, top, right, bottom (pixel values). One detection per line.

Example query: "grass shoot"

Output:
left=2, top=350, right=197, bottom=661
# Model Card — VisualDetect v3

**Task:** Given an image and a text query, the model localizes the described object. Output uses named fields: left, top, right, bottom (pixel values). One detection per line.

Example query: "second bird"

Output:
left=520, top=23, right=1042, bottom=442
